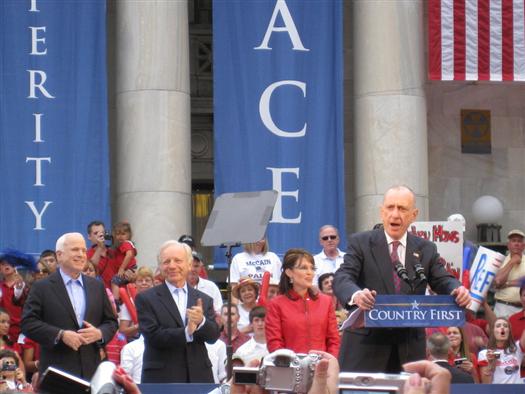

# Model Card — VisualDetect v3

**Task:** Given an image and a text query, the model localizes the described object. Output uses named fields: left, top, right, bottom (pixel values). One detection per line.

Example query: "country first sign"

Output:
left=365, top=295, right=465, bottom=328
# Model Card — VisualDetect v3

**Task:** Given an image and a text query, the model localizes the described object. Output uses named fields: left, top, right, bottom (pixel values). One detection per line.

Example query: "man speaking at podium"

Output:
left=334, top=185, right=471, bottom=373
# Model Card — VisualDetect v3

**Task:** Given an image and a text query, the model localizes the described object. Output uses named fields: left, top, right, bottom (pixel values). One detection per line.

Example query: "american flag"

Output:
left=428, top=0, right=525, bottom=81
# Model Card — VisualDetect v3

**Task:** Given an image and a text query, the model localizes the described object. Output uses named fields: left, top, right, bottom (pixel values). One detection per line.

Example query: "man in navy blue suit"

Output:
left=22, top=232, right=118, bottom=379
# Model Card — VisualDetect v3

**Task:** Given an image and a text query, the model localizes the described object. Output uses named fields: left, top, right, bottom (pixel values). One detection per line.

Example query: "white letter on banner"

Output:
left=254, top=0, right=309, bottom=51
left=27, top=70, right=55, bottom=99
left=260, top=80, right=306, bottom=137
left=25, top=201, right=52, bottom=230
left=26, top=157, right=51, bottom=186
left=29, top=0, right=39, bottom=12
left=29, top=27, right=47, bottom=55
left=33, top=113, right=43, bottom=142
left=266, top=167, right=301, bottom=224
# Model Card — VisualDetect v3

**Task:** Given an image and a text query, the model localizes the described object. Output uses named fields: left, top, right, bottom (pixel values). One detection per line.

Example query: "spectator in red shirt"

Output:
left=111, top=222, right=138, bottom=301
left=265, top=248, right=340, bottom=357
left=0, top=260, right=27, bottom=343
left=86, top=221, right=114, bottom=289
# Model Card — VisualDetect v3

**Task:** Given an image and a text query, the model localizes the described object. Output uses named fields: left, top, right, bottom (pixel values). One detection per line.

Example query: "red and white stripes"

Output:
left=429, top=0, right=525, bottom=81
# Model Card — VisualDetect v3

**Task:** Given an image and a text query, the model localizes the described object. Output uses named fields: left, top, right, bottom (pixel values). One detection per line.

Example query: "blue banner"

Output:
left=365, top=295, right=465, bottom=328
left=213, top=0, right=345, bottom=260
left=0, top=0, right=110, bottom=255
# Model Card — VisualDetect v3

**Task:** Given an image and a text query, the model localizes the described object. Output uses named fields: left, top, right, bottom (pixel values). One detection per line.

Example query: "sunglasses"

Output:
left=321, top=235, right=337, bottom=241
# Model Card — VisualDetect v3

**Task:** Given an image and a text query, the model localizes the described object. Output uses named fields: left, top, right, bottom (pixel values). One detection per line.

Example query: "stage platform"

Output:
left=136, top=383, right=524, bottom=393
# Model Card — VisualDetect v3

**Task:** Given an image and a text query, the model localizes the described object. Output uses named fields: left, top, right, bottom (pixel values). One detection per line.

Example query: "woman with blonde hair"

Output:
left=230, top=237, right=281, bottom=286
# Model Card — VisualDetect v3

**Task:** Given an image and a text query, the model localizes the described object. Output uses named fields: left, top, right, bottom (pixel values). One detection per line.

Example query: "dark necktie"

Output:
left=390, top=241, right=401, bottom=293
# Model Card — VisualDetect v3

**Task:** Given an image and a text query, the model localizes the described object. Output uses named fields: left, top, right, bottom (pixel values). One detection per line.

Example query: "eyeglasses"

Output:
left=321, top=235, right=338, bottom=241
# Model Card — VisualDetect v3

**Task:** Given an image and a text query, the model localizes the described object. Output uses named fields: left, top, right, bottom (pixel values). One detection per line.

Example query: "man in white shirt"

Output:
left=313, top=225, right=345, bottom=283
left=188, top=251, right=223, bottom=315
left=234, top=306, right=268, bottom=365
left=120, top=335, right=144, bottom=383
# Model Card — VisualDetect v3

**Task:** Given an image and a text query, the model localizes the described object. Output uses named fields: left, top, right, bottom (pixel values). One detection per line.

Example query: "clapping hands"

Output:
left=187, top=298, right=204, bottom=335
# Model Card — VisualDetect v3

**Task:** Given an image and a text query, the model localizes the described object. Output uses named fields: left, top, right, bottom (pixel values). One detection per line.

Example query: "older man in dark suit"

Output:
left=334, top=185, right=471, bottom=373
left=136, top=240, right=220, bottom=383
left=21, top=232, right=118, bottom=379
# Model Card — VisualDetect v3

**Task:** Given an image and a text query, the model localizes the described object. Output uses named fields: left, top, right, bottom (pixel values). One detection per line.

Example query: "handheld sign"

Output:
left=469, top=246, right=504, bottom=312
left=365, top=295, right=464, bottom=328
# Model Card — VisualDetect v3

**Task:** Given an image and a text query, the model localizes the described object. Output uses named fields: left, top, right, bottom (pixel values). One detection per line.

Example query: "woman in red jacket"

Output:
left=265, top=248, right=340, bottom=357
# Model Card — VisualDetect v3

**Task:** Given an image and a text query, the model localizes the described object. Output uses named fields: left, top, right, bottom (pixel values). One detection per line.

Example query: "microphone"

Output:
left=413, top=263, right=427, bottom=283
left=394, top=262, right=411, bottom=286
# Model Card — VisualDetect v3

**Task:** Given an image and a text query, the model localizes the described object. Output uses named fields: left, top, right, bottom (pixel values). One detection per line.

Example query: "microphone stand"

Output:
left=221, top=242, right=240, bottom=380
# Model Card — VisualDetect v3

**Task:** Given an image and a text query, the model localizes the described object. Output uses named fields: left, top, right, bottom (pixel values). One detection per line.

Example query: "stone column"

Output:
left=114, top=1, right=191, bottom=266
left=353, top=0, right=429, bottom=230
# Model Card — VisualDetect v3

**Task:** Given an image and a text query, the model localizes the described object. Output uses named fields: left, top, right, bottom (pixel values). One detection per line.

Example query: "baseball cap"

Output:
left=507, top=229, right=525, bottom=238
left=192, top=251, right=204, bottom=262
left=178, top=234, right=195, bottom=248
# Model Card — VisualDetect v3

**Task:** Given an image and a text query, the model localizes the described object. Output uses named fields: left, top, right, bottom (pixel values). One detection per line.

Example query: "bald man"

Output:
left=334, top=186, right=470, bottom=373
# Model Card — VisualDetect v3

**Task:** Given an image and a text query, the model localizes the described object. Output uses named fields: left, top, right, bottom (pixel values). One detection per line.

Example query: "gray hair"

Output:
left=426, top=332, right=450, bottom=359
left=56, top=232, right=84, bottom=252
left=157, top=240, right=192, bottom=265
left=319, top=225, right=338, bottom=236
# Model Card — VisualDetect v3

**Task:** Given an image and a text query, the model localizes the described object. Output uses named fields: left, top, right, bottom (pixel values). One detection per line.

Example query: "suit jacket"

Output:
left=333, top=229, right=460, bottom=372
left=136, top=282, right=220, bottom=383
left=21, top=271, right=118, bottom=379
left=434, top=361, right=475, bottom=384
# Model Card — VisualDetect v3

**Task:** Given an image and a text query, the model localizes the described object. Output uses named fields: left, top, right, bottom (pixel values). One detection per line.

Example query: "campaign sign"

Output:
left=410, top=222, right=463, bottom=280
left=365, top=295, right=465, bottom=328
left=468, top=246, right=504, bottom=312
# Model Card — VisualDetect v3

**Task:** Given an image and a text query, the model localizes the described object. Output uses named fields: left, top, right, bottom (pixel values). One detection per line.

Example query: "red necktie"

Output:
left=390, top=241, right=401, bottom=293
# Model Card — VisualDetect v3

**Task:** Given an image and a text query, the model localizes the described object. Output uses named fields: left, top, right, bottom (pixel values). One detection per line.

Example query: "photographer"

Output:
left=478, top=317, right=525, bottom=383
left=0, top=349, right=31, bottom=391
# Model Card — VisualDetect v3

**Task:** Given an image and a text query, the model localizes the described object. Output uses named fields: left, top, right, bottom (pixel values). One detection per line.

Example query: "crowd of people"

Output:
left=0, top=185, right=523, bottom=392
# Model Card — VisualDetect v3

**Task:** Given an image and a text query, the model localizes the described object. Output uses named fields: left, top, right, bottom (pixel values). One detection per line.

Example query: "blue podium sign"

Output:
left=365, top=295, right=465, bottom=328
